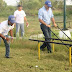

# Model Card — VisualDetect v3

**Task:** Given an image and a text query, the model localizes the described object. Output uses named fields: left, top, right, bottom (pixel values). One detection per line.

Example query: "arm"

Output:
left=39, top=19, right=50, bottom=27
left=0, top=33, right=9, bottom=41
left=9, top=29, right=13, bottom=43
left=9, top=29, right=13, bottom=37
left=24, top=17, right=29, bottom=27
left=24, top=16, right=28, bottom=22
left=0, top=33, right=6, bottom=39
left=51, top=17, right=57, bottom=27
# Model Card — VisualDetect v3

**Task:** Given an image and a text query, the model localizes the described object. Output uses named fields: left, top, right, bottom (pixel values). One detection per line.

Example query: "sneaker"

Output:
left=40, top=48, right=45, bottom=51
left=50, top=51, right=52, bottom=53
left=40, top=46, right=45, bottom=51
left=5, top=56, right=12, bottom=58
left=48, top=51, right=52, bottom=53
left=5, top=56, right=10, bottom=58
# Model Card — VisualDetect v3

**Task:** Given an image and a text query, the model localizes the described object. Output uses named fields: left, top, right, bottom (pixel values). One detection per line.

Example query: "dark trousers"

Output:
left=2, top=35, right=10, bottom=57
left=40, top=24, right=51, bottom=51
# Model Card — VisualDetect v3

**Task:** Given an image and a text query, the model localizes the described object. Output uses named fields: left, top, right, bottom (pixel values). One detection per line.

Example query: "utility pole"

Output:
left=64, top=0, right=66, bottom=30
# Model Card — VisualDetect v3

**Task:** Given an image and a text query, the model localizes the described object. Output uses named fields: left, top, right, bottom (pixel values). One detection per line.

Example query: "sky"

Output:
left=66, top=0, right=72, bottom=5
left=3, top=0, right=72, bottom=6
left=3, top=0, right=20, bottom=6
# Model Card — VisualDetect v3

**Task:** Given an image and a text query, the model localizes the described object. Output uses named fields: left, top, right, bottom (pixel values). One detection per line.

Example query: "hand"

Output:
left=26, top=22, right=29, bottom=27
left=54, top=23, right=57, bottom=27
left=11, top=38, right=13, bottom=43
left=6, top=37, right=10, bottom=41
left=46, top=24, right=51, bottom=27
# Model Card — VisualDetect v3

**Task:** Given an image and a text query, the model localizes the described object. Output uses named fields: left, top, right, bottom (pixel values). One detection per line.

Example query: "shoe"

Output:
left=40, top=48, right=45, bottom=51
left=50, top=51, right=52, bottom=53
left=6, top=56, right=10, bottom=58
left=40, top=47, right=45, bottom=51
left=5, top=56, right=12, bottom=58
left=48, top=51, right=52, bottom=53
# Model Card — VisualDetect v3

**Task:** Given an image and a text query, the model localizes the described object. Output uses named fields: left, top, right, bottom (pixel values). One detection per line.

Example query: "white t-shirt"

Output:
left=0, top=20, right=14, bottom=35
left=14, top=10, right=26, bottom=24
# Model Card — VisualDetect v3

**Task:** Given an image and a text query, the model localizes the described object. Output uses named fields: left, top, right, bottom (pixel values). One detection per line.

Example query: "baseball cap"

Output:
left=8, top=15, right=16, bottom=24
left=45, top=1, right=52, bottom=7
left=17, top=5, right=22, bottom=7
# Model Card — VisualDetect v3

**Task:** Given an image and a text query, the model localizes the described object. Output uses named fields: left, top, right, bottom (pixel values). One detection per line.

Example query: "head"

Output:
left=17, top=5, right=22, bottom=11
left=45, top=1, right=52, bottom=10
left=8, top=15, right=16, bottom=26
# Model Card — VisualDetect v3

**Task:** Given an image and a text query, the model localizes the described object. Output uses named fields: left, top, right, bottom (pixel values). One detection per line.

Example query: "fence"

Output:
left=56, top=21, right=72, bottom=28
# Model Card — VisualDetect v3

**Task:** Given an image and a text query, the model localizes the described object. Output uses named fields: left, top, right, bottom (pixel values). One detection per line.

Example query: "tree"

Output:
left=0, top=0, right=7, bottom=12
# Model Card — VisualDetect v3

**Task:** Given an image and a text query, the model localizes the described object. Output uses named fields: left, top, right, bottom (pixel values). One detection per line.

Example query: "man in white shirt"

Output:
left=14, top=5, right=29, bottom=38
left=0, top=15, right=15, bottom=58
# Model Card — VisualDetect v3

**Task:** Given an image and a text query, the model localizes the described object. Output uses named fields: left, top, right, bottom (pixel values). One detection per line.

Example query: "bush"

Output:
left=66, top=6, right=72, bottom=18
left=27, top=1, right=40, bottom=9
left=22, top=0, right=41, bottom=10
left=0, top=6, right=16, bottom=17
left=0, top=0, right=72, bottom=17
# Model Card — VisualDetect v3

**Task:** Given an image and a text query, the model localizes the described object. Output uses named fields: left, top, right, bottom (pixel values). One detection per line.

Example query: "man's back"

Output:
left=0, top=20, right=14, bottom=35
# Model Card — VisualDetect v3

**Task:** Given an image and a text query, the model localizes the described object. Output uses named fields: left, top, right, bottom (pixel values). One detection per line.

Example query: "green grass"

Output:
left=0, top=40, right=72, bottom=72
left=0, top=16, right=72, bottom=72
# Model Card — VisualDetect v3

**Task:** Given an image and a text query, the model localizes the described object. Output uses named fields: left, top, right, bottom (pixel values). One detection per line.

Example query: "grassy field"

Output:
left=0, top=16, right=72, bottom=72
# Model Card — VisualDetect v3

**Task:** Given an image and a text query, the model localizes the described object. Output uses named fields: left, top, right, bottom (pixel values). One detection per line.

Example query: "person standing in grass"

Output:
left=0, top=15, right=15, bottom=58
left=14, top=5, right=29, bottom=38
left=38, top=1, right=57, bottom=53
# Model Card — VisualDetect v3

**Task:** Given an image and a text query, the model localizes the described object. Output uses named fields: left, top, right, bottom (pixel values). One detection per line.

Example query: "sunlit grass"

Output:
left=0, top=15, right=72, bottom=72
left=0, top=39, right=72, bottom=72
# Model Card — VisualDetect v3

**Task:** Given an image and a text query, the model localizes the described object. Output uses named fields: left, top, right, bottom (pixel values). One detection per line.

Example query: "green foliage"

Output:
left=0, top=0, right=72, bottom=17
left=0, top=0, right=17, bottom=17
left=0, top=0, right=7, bottom=12
left=0, top=0, right=7, bottom=7
left=20, top=0, right=42, bottom=16
left=21, top=0, right=64, bottom=16
left=27, top=1, right=40, bottom=9
left=66, top=6, right=72, bottom=18
left=22, top=0, right=41, bottom=10
left=0, top=6, right=16, bottom=17
left=58, top=1, right=63, bottom=9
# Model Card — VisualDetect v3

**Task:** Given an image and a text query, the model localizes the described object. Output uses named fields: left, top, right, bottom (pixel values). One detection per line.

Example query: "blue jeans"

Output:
left=16, top=23, right=24, bottom=37
left=2, top=35, right=10, bottom=57
left=40, top=24, right=51, bottom=51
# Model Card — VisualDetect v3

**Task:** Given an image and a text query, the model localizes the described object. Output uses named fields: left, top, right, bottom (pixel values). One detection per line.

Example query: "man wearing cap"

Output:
left=0, top=15, right=15, bottom=58
left=14, top=5, right=29, bottom=38
left=38, top=1, right=57, bottom=53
